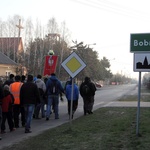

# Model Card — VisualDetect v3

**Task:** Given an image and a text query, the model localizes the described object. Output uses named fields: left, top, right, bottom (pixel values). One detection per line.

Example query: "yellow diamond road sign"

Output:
left=66, top=57, right=81, bottom=73
left=61, top=52, right=86, bottom=78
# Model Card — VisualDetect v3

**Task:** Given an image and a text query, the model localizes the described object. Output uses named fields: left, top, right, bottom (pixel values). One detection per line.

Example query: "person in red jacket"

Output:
left=1, top=85, right=15, bottom=134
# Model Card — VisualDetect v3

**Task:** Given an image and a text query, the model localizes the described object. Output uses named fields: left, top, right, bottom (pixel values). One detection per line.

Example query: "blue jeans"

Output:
left=24, top=104, right=35, bottom=131
left=46, top=95, right=59, bottom=119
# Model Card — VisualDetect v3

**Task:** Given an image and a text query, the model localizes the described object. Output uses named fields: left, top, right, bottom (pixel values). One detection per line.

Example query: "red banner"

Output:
left=43, top=55, right=58, bottom=76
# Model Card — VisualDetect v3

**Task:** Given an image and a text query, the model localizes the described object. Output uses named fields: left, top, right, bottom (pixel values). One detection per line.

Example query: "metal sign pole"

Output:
left=69, top=78, right=74, bottom=126
left=61, top=51, right=86, bottom=128
left=136, top=71, right=141, bottom=136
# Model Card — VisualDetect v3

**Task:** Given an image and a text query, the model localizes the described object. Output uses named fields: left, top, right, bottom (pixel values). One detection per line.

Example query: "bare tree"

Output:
left=23, top=18, right=34, bottom=74
left=58, top=21, right=71, bottom=78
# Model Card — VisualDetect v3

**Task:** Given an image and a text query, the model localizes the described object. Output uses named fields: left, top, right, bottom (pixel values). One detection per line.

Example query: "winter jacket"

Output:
left=10, top=82, right=23, bottom=105
left=1, top=90, right=14, bottom=112
left=20, top=81, right=41, bottom=105
left=46, top=76, right=64, bottom=96
left=80, top=79, right=96, bottom=97
left=35, top=79, right=46, bottom=95
left=65, top=83, right=79, bottom=101
left=3, top=79, right=14, bottom=86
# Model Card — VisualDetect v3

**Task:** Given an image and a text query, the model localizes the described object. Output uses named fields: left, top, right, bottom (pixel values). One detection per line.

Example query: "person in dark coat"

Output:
left=80, top=77, right=96, bottom=115
left=21, top=75, right=26, bottom=83
left=20, top=75, right=40, bottom=133
left=3, top=74, right=14, bottom=86
left=45, top=73, right=64, bottom=120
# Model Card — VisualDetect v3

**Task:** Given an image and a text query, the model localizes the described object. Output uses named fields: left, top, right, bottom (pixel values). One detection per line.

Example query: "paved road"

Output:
left=0, top=85, right=150, bottom=149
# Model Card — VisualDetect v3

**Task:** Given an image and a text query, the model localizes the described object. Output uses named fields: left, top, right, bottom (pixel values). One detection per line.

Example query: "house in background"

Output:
left=0, top=37, right=24, bottom=63
left=0, top=51, right=18, bottom=77
left=0, top=37, right=26, bottom=76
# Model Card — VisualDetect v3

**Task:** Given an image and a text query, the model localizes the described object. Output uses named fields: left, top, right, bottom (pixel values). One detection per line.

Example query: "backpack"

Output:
left=82, top=84, right=90, bottom=95
left=49, top=80, right=59, bottom=95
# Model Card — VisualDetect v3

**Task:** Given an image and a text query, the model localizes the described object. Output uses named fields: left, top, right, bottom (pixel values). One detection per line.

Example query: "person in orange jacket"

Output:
left=10, top=75, right=25, bottom=128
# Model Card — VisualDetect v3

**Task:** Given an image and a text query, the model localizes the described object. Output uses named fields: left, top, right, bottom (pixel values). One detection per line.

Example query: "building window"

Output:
left=6, top=71, right=11, bottom=77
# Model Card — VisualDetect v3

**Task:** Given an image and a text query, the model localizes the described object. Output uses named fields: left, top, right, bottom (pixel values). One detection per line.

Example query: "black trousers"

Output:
left=83, top=96, right=94, bottom=114
left=67, top=100, right=78, bottom=115
left=13, top=105, right=25, bottom=127
left=1, top=112, right=14, bottom=131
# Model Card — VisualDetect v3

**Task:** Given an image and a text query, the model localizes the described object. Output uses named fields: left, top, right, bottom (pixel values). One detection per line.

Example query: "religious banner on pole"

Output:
left=43, top=55, right=58, bottom=76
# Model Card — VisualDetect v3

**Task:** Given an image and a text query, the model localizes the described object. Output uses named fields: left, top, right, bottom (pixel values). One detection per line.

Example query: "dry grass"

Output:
left=2, top=106, right=150, bottom=150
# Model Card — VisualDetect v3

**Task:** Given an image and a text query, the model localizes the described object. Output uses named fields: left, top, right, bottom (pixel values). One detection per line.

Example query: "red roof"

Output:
left=0, top=37, right=23, bottom=53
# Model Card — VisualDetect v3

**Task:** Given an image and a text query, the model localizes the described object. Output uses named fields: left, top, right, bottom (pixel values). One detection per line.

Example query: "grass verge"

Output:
left=118, top=86, right=150, bottom=102
left=3, top=107, right=150, bottom=150
left=2, top=87, right=150, bottom=150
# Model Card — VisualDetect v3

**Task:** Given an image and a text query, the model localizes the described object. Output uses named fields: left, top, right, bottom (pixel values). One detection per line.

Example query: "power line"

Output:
left=70, top=0, right=150, bottom=21
left=95, top=0, right=148, bottom=16
left=97, top=42, right=128, bottom=49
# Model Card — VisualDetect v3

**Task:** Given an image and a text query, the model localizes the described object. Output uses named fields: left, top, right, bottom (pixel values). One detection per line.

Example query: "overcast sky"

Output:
left=1, top=0, right=150, bottom=78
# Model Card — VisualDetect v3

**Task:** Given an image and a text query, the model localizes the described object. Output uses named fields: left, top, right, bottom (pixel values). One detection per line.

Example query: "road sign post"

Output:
left=136, top=71, right=141, bottom=136
left=61, top=52, right=86, bottom=78
left=130, top=33, right=150, bottom=136
left=61, top=52, right=86, bottom=126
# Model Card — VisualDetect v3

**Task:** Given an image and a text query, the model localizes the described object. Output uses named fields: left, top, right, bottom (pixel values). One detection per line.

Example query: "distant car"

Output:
left=95, top=82, right=102, bottom=88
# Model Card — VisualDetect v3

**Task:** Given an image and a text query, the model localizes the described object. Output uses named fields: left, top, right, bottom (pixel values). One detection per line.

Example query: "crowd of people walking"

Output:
left=0, top=73, right=96, bottom=140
